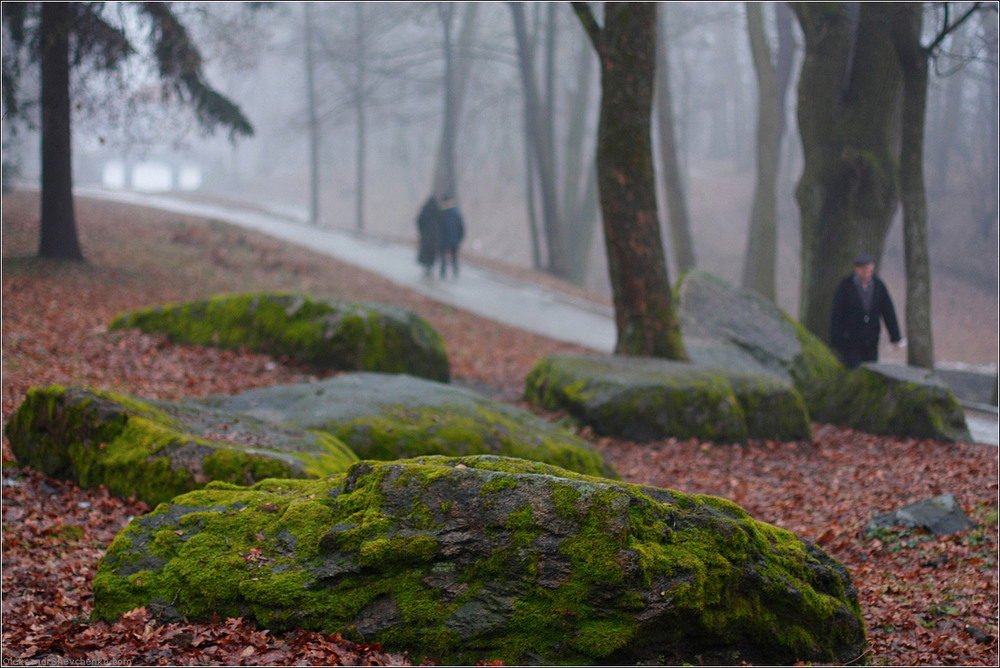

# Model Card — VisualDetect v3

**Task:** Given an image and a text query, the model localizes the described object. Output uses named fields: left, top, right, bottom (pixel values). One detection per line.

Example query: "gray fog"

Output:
left=5, top=2, right=997, bottom=360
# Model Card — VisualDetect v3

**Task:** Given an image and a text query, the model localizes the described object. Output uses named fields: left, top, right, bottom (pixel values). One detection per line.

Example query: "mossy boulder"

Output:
left=92, top=455, right=866, bottom=665
left=676, top=271, right=971, bottom=442
left=4, top=385, right=359, bottom=506
left=676, top=270, right=843, bottom=414
left=812, top=363, right=972, bottom=442
left=198, top=373, right=615, bottom=479
left=109, top=293, right=450, bottom=382
left=524, top=354, right=811, bottom=444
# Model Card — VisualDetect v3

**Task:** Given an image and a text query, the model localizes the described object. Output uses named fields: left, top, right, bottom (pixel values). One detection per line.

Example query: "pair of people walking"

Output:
left=417, top=195, right=465, bottom=279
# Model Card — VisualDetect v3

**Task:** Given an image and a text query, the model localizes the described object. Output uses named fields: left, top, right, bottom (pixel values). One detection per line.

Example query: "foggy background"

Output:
left=4, top=2, right=997, bottom=356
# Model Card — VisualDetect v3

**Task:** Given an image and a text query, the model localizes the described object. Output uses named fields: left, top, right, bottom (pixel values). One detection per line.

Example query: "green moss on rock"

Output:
left=93, top=455, right=866, bottom=665
left=524, top=354, right=811, bottom=444
left=810, top=364, right=972, bottom=442
left=109, top=293, right=450, bottom=382
left=202, top=373, right=617, bottom=479
left=4, top=385, right=359, bottom=506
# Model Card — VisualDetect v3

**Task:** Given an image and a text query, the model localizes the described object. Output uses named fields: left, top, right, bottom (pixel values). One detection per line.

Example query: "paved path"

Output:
left=75, top=186, right=998, bottom=447
left=77, top=187, right=617, bottom=353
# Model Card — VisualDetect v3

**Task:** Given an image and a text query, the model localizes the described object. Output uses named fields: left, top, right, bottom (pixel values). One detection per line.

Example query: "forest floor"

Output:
left=2, top=190, right=998, bottom=666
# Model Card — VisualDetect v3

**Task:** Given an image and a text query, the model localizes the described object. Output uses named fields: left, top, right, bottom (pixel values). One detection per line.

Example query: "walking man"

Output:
left=829, top=254, right=904, bottom=369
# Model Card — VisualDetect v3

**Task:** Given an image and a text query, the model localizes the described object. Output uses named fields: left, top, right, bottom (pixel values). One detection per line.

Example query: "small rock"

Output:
left=867, top=494, right=978, bottom=536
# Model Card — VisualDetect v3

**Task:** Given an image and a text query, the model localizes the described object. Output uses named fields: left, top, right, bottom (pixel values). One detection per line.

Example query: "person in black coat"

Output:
left=829, top=254, right=904, bottom=369
left=438, top=197, right=465, bottom=278
left=416, top=197, right=441, bottom=278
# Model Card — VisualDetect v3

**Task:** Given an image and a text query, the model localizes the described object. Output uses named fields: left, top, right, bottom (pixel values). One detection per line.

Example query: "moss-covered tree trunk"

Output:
left=572, top=2, right=686, bottom=360
left=790, top=2, right=903, bottom=340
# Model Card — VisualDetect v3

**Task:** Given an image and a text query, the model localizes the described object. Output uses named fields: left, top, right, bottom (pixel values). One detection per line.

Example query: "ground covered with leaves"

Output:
left=2, top=190, right=997, bottom=666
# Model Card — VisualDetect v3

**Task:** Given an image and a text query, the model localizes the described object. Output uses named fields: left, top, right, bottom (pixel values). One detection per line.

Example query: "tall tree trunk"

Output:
left=890, top=3, right=934, bottom=368
left=355, top=94, right=366, bottom=232
left=513, top=3, right=545, bottom=272
left=891, top=2, right=984, bottom=366
left=522, top=129, right=545, bottom=270
left=791, top=2, right=903, bottom=340
left=740, top=2, right=781, bottom=300
left=39, top=1, right=84, bottom=261
left=566, top=161, right=600, bottom=286
left=510, top=2, right=567, bottom=278
left=655, top=3, right=695, bottom=276
left=561, top=37, right=599, bottom=286
left=432, top=3, right=479, bottom=201
left=573, top=2, right=687, bottom=360
left=353, top=3, right=366, bottom=232
left=304, top=3, right=319, bottom=225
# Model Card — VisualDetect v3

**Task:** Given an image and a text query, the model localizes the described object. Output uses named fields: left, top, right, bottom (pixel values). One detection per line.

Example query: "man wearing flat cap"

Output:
left=829, top=254, right=904, bottom=368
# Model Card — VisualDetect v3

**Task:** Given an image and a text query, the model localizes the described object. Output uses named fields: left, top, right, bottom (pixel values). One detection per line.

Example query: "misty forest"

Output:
left=3, top=1, right=998, bottom=365
left=2, top=2, right=999, bottom=666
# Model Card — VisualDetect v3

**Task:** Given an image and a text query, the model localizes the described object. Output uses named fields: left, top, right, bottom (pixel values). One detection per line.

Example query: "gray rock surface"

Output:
left=93, top=455, right=867, bottom=666
left=677, top=271, right=974, bottom=443
left=524, top=353, right=811, bottom=443
left=868, top=494, right=979, bottom=535
left=814, top=363, right=972, bottom=443
left=676, top=270, right=843, bottom=400
left=199, top=373, right=614, bottom=478
left=3, top=385, right=359, bottom=506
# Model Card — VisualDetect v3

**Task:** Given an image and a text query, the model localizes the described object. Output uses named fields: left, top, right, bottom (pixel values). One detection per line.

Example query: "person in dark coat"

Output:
left=829, top=254, right=904, bottom=368
left=416, top=197, right=441, bottom=278
left=438, top=197, right=465, bottom=278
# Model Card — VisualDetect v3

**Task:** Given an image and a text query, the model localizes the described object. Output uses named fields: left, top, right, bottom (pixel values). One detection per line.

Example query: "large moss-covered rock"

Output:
left=4, top=385, right=359, bottom=506
left=199, top=373, right=615, bottom=479
left=92, top=455, right=866, bottom=666
left=676, top=271, right=973, bottom=443
left=813, top=363, right=972, bottom=442
left=676, top=270, right=843, bottom=412
left=524, top=354, right=811, bottom=443
left=109, top=293, right=450, bottom=382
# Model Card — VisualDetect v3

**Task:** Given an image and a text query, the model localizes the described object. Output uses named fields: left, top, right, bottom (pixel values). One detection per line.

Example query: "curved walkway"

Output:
left=74, top=186, right=998, bottom=447
left=76, top=186, right=617, bottom=353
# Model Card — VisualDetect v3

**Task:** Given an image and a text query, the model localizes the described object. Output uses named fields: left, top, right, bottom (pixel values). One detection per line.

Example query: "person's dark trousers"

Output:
left=440, top=248, right=458, bottom=277
left=837, top=344, right=878, bottom=369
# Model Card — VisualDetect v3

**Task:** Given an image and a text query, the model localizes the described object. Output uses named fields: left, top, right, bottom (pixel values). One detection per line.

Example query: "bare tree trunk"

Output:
left=355, top=93, right=366, bottom=232
left=304, top=3, right=319, bottom=225
left=566, top=161, right=600, bottom=286
left=891, top=2, right=983, bottom=367
left=39, top=1, right=84, bottom=261
left=740, top=2, right=781, bottom=300
left=890, top=3, right=933, bottom=368
left=522, top=131, right=545, bottom=270
left=510, top=2, right=567, bottom=278
left=561, top=37, right=599, bottom=286
left=353, top=3, right=366, bottom=232
left=655, top=3, right=695, bottom=276
left=512, top=3, right=546, bottom=272
left=432, top=3, right=479, bottom=201
left=573, top=2, right=687, bottom=359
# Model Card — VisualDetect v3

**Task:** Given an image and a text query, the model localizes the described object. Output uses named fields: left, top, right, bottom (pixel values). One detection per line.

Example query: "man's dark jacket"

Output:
left=830, top=274, right=901, bottom=356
